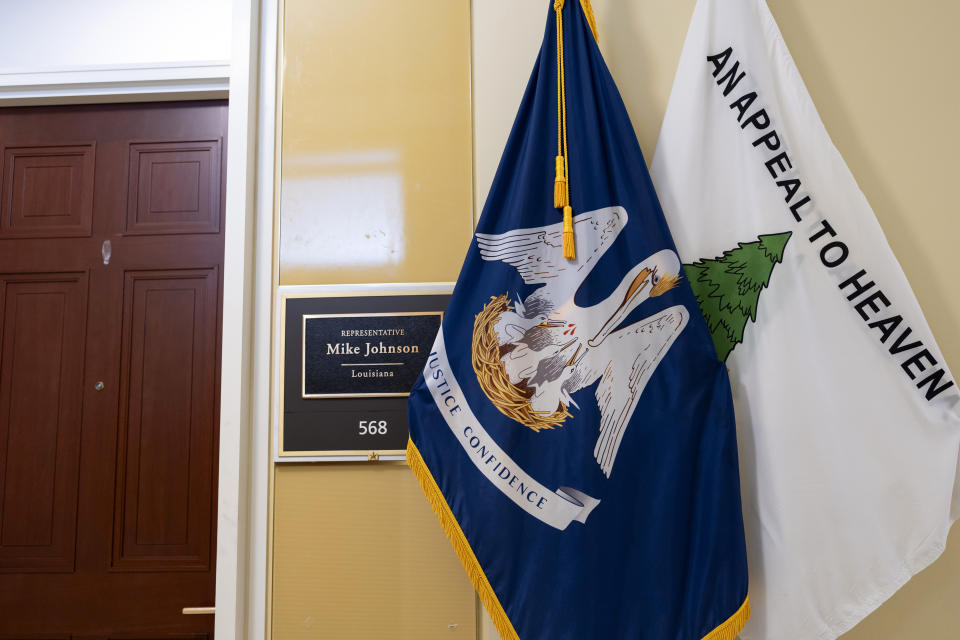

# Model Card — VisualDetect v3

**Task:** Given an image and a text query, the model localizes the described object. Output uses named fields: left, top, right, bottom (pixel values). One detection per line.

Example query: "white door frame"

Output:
left=0, top=1, right=275, bottom=638
left=215, top=0, right=276, bottom=638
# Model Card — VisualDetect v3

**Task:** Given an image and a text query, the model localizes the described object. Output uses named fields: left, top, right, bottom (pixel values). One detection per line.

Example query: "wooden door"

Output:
left=0, top=102, right=226, bottom=639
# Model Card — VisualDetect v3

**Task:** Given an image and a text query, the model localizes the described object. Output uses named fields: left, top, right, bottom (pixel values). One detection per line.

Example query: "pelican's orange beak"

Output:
left=588, top=268, right=654, bottom=347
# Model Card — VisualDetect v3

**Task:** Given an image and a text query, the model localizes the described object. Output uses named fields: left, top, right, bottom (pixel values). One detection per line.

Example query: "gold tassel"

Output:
left=562, top=205, right=575, bottom=260
left=554, top=155, right=568, bottom=208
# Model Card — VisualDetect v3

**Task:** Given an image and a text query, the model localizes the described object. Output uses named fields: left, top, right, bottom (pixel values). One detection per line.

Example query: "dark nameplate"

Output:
left=277, top=287, right=450, bottom=460
left=302, top=313, right=441, bottom=398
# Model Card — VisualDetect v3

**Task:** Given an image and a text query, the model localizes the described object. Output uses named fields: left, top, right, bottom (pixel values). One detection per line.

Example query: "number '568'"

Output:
left=359, top=420, right=388, bottom=435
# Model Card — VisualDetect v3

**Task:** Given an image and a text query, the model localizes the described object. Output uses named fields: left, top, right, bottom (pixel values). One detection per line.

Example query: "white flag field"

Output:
left=651, top=0, right=960, bottom=638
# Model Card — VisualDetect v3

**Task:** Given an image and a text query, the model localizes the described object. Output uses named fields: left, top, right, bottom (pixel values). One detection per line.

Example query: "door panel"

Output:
left=113, top=270, right=217, bottom=571
left=0, top=102, right=225, bottom=638
left=0, top=274, right=86, bottom=572
left=1, top=144, right=95, bottom=238
left=126, top=141, right=221, bottom=235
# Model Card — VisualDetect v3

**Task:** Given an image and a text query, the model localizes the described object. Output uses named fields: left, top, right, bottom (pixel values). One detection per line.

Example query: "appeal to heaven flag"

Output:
left=651, top=0, right=960, bottom=638
left=407, top=2, right=749, bottom=638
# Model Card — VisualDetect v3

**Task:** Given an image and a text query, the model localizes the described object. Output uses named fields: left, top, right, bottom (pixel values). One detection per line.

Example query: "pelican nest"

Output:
left=471, top=294, right=572, bottom=432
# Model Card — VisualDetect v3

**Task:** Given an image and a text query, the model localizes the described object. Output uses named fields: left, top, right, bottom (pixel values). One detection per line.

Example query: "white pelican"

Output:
left=475, top=206, right=689, bottom=477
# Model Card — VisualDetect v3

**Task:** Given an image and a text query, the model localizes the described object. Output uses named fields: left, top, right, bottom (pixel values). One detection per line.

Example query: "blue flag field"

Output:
left=406, top=2, right=749, bottom=638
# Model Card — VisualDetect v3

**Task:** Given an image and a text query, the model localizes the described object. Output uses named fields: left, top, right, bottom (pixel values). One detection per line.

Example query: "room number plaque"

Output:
left=275, top=284, right=451, bottom=461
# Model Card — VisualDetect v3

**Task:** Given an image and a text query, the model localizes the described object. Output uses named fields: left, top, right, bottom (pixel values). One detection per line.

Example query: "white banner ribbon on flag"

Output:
left=423, top=332, right=599, bottom=531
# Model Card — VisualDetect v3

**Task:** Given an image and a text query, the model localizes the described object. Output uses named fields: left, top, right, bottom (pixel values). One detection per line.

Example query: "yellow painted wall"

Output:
left=272, top=464, right=477, bottom=637
left=271, top=1, right=478, bottom=638
left=279, top=0, right=474, bottom=287
left=472, top=1, right=960, bottom=638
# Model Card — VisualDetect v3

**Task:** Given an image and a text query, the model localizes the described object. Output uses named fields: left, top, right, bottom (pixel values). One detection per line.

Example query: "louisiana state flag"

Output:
left=407, top=2, right=748, bottom=638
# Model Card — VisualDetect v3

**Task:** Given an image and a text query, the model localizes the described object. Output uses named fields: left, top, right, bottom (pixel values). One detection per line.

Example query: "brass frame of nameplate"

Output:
left=275, top=285, right=453, bottom=461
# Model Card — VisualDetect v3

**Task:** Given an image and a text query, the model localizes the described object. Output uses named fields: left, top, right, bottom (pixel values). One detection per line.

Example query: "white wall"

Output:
left=0, top=0, right=231, bottom=72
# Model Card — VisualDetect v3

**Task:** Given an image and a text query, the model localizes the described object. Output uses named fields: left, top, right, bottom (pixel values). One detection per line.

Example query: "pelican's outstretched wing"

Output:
left=475, top=206, right=627, bottom=294
left=590, top=305, right=689, bottom=477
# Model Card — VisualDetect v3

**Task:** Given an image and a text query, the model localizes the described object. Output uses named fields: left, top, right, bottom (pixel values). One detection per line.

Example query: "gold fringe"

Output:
left=409, top=443, right=749, bottom=640
left=554, top=155, right=568, bottom=208
left=579, top=0, right=600, bottom=43
left=702, top=595, right=751, bottom=640
left=407, top=439, right=521, bottom=640
left=562, top=205, right=576, bottom=260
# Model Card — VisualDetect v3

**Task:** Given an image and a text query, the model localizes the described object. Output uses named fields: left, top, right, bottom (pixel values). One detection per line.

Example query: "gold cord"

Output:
left=552, top=1, right=599, bottom=260
left=554, top=0, right=575, bottom=259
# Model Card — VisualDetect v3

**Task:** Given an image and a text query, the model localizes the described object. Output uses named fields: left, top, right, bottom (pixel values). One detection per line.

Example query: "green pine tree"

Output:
left=683, top=232, right=792, bottom=361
